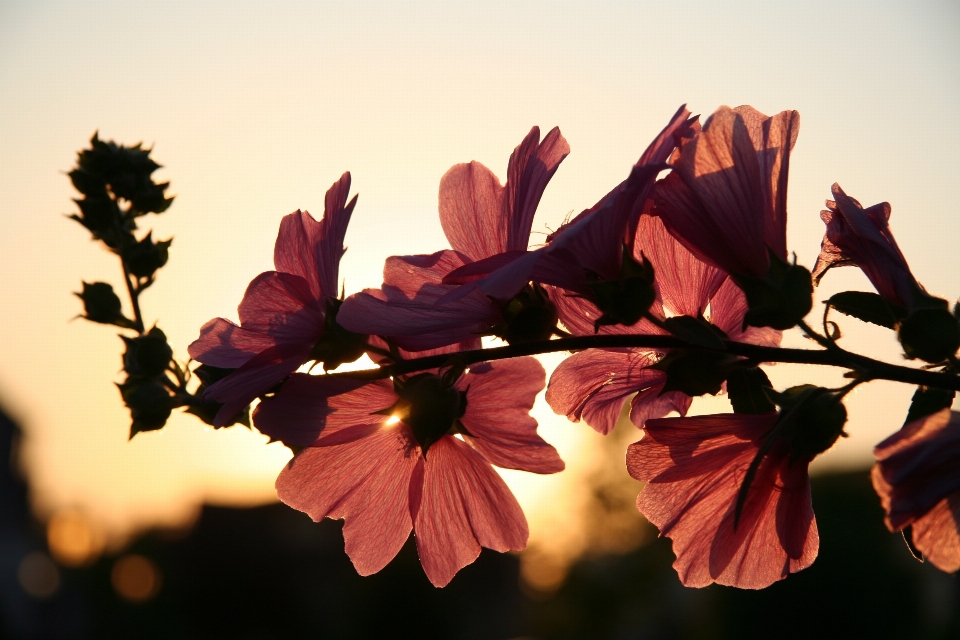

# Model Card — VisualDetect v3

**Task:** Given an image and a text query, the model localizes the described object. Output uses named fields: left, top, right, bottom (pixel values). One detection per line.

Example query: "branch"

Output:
left=330, top=334, right=960, bottom=391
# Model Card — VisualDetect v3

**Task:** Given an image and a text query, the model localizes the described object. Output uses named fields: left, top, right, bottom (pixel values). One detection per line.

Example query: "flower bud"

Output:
left=117, top=378, right=173, bottom=437
left=74, top=282, right=136, bottom=329
left=587, top=248, right=657, bottom=331
left=309, top=299, right=368, bottom=371
left=123, top=232, right=171, bottom=279
left=768, top=385, right=848, bottom=459
left=898, top=306, right=960, bottom=364
left=736, top=252, right=813, bottom=330
left=497, top=283, right=558, bottom=344
left=121, top=327, right=172, bottom=378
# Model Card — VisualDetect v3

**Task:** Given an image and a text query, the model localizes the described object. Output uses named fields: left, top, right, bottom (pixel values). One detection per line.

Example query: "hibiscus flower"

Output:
left=253, top=356, right=563, bottom=587
left=336, top=127, right=569, bottom=350
left=545, top=214, right=781, bottom=434
left=872, top=409, right=960, bottom=573
left=439, top=105, right=696, bottom=304
left=811, top=183, right=925, bottom=310
left=653, top=105, right=799, bottom=279
left=626, top=413, right=818, bottom=588
left=187, top=173, right=363, bottom=426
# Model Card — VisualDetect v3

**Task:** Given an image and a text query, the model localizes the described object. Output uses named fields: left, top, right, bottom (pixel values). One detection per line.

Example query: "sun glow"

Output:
left=384, top=415, right=401, bottom=427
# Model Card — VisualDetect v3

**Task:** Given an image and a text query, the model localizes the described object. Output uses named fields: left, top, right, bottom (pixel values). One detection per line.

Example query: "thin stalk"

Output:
left=329, top=334, right=960, bottom=391
left=121, top=261, right=145, bottom=334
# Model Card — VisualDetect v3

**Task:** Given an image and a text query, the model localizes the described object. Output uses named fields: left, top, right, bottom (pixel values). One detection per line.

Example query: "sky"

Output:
left=1, top=0, right=959, bottom=573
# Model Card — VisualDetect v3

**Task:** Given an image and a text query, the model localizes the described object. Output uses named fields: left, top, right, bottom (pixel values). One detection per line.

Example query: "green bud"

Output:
left=68, top=168, right=107, bottom=197
left=123, top=232, right=171, bottom=279
left=898, top=307, right=960, bottom=363
left=496, top=283, right=558, bottom=344
left=117, top=377, right=173, bottom=437
left=74, top=282, right=136, bottom=329
left=122, top=327, right=172, bottom=377
left=70, top=195, right=122, bottom=236
left=310, top=299, right=369, bottom=370
left=737, top=252, right=813, bottom=330
left=768, top=385, right=848, bottom=459
left=588, top=248, right=657, bottom=330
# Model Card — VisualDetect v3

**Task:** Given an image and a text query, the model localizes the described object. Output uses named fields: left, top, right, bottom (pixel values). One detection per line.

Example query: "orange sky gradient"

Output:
left=1, top=0, right=958, bottom=576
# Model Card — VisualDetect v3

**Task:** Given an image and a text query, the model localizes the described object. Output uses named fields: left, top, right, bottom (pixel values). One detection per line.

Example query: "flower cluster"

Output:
left=148, top=104, right=958, bottom=588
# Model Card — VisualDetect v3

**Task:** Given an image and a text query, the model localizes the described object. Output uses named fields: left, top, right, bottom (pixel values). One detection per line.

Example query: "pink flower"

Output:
left=654, top=106, right=799, bottom=279
left=253, top=357, right=563, bottom=587
left=440, top=105, right=696, bottom=302
left=627, top=413, right=818, bottom=588
left=337, top=127, right=569, bottom=350
left=545, top=215, right=781, bottom=434
left=872, top=409, right=960, bottom=573
left=811, top=183, right=924, bottom=310
left=187, top=173, right=359, bottom=426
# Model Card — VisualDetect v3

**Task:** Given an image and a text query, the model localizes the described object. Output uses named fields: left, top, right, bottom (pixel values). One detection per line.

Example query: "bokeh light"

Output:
left=111, top=554, right=162, bottom=603
left=46, top=508, right=105, bottom=568
left=17, top=551, right=60, bottom=599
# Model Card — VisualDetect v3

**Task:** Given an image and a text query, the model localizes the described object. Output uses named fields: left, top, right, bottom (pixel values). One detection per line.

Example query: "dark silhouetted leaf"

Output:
left=827, top=291, right=903, bottom=329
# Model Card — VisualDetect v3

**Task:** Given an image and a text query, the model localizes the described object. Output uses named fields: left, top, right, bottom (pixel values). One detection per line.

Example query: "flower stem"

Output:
left=330, top=334, right=960, bottom=391
left=121, top=260, right=145, bottom=334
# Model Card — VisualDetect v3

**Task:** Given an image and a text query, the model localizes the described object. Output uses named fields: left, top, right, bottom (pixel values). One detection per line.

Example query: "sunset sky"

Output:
left=1, top=0, right=958, bottom=570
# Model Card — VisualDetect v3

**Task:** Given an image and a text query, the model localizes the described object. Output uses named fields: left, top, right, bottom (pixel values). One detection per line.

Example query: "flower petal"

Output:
left=733, top=106, right=798, bottom=261
left=873, top=410, right=960, bottom=531
left=811, top=184, right=921, bottom=308
left=204, top=341, right=312, bottom=427
left=546, top=348, right=664, bottom=435
left=439, top=160, right=506, bottom=261
left=504, top=126, right=570, bottom=252
left=253, top=375, right=394, bottom=446
left=383, top=250, right=469, bottom=296
left=655, top=106, right=798, bottom=279
left=629, top=387, right=691, bottom=429
left=338, top=284, right=500, bottom=351
left=276, top=427, right=419, bottom=576
left=187, top=318, right=279, bottom=368
left=457, top=358, right=563, bottom=474
left=273, top=173, right=356, bottom=299
left=439, top=126, right=569, bottom=261
left=628, top=413, right=818, bottom=589
left=636, top=214, right=722, bottom=318
left=912, top=494, right=960, bottom=573
left=415, top=436, right=528, bottom=587
left=236, top=271, right=325, bottom=339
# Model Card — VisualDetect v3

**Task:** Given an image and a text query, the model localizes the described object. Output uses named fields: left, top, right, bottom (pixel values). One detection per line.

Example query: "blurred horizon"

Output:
left=1, top=0, right=959, bottom=584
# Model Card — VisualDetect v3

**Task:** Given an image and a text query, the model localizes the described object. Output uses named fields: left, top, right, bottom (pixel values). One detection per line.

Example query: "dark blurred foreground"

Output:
left=2, top=407, right=958, bottom=640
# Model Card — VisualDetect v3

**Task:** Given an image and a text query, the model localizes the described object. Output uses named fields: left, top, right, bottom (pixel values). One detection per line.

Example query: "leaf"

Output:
left=826, top=291, right=904, bottom=329
left=662, top=315, right=727, bottom=350
left=904, top=386, right=956, bottom=425
left=726, top=367, right=775, bottom=414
